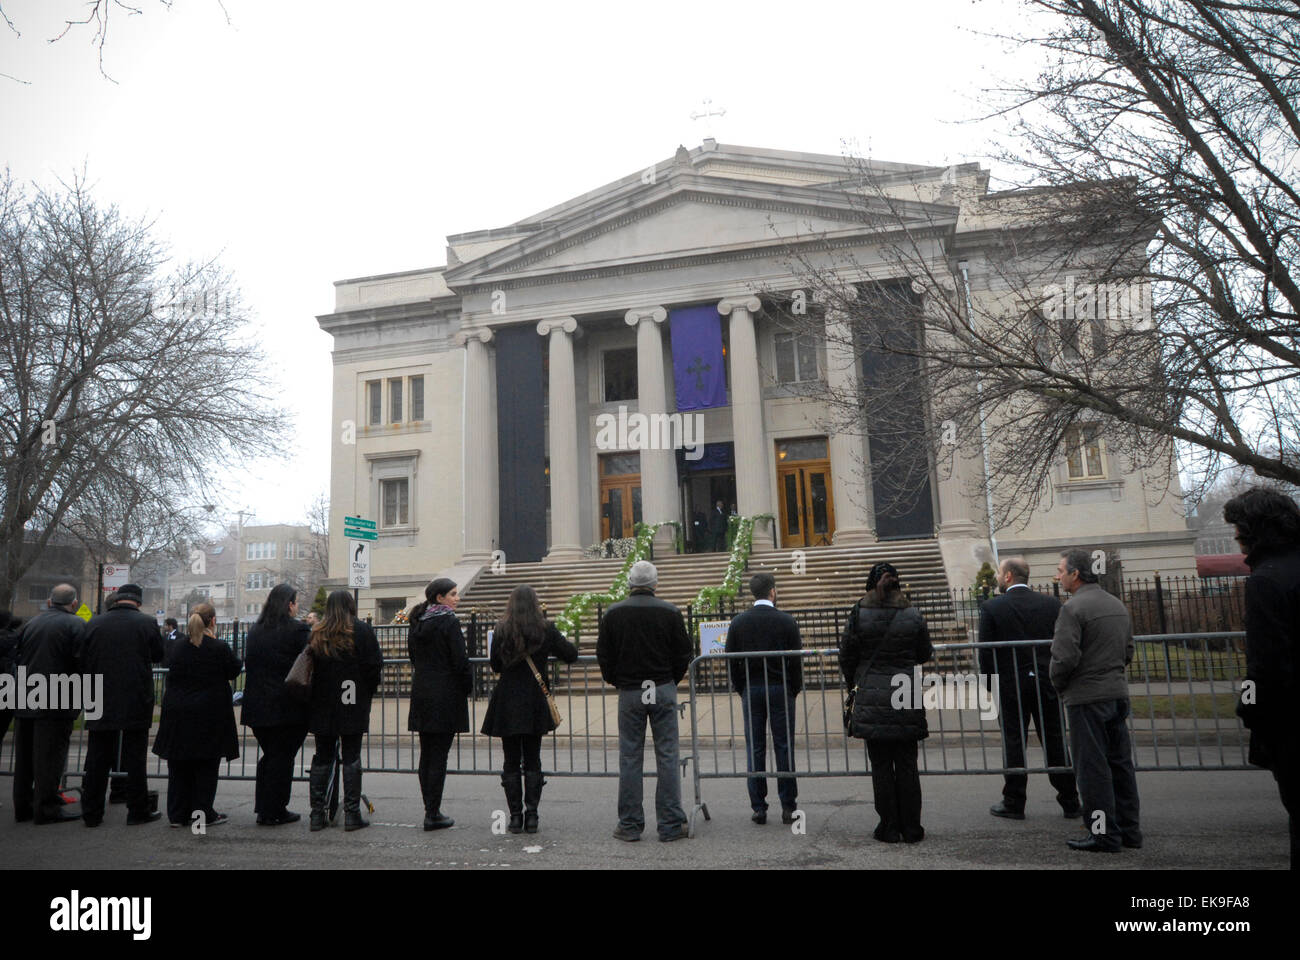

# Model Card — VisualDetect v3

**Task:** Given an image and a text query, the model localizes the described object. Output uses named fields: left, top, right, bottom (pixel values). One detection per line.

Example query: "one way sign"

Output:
left=348, top=539, right=371, bottom=588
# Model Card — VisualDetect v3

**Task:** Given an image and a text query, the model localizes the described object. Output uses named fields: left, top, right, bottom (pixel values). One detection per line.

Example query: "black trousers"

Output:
left=1269, top=739, right=1300, bottom=869
left=418, top=731, right=456, bottom=812
left=166, top=758, right=220, bottom=826
left=866, top=739, right=922, bottom=837
left=253, top=724, right=307, bottom=818
left=12, top=716, right=73, bottom=820
left=82, top=729, right=151, bottom=821
left=312, top=733, right=362, bottom=767
left=1067, top=699, right=1141, bottom=850
left=998, top=672, right=1079, bottom=810
left=501, top=733, right=543, bottom=774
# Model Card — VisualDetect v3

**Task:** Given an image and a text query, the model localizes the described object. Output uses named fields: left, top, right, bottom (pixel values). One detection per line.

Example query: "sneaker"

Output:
left=612, top=826, right=641, bottom=842
left=659, top=826, right=689, bottom=842
left=751, top=810, right=767, bottom=825
left=781, top=807, right=797, bottom=824
left=125, top=811, right=162, bottom=825
left=207, top=812, right=230, bottom=827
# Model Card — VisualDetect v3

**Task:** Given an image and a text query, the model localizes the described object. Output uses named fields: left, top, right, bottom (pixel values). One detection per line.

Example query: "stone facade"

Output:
left=317, top=142, right=1196, bottom=619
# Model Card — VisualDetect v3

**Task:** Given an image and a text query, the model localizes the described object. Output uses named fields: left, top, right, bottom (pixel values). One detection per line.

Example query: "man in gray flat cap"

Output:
left=597, top=560, right=692, bottom=842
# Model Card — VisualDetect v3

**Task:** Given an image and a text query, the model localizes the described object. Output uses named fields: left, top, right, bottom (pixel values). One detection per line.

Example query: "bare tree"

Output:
left=0, top=170, right=288, bottom=607
left=1, top=1, right=231, bottom=83
left=767, top=0, right=1300, bottom=531
left=306, top=490, right=329, bottom=582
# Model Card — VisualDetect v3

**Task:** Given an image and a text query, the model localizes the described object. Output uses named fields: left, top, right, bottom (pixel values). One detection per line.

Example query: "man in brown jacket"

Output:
left=1051, top=548, right=1141, bottom=853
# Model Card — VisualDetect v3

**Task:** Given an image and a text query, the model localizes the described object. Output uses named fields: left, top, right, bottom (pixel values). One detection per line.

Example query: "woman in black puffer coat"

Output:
left=406, top=577, right=472, bottom=832
left=839, top=562, right=934, bottom=844
left=308, top=590, right=382, bottom=833
left=481, top=585, right=578, bottom=834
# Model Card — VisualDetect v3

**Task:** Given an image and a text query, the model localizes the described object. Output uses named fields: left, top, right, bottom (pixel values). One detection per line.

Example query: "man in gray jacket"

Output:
left=1051, top=548, right=1141, bottom=853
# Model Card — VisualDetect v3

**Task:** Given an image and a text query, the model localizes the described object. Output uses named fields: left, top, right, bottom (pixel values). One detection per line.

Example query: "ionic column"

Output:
left=457, top=327, right=496, bottom=563
left=823, top=305, right=876, bottom=543
left=538, top=317, right=583, bottom=561
left=624, top=307, right=678, bottom=545
left=718, top=296, right=772, bottom=518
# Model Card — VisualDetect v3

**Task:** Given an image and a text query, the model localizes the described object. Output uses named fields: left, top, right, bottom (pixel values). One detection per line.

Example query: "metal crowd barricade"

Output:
left=0, top=631, right=1252, bottom=821
left=685, top=632, right=1249, bottom=835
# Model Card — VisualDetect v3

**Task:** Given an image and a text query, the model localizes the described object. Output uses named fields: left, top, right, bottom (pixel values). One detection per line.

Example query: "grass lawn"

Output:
left=1131, top=693, right=1239, bottom=720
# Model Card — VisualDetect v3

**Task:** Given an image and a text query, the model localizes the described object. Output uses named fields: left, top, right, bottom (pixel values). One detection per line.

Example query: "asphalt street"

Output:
left=0, top=768, right=1287, bottom=870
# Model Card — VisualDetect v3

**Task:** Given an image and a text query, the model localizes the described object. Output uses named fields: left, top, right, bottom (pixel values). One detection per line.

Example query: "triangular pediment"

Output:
left=443, top=172, right=955, bottom=287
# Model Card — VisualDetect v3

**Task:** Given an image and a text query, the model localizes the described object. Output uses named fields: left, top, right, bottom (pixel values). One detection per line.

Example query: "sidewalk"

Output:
left=0, top=768, right=1286, bottom=870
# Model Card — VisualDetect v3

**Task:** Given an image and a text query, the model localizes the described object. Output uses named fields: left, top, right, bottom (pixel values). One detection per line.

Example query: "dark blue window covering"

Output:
left=495, top=325, right=547, bottom=562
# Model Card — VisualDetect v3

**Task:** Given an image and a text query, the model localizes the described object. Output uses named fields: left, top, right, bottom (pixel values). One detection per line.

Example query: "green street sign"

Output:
left=344, top=516, right=376, bottom=530
left=345, top=530, right=377, bottom=541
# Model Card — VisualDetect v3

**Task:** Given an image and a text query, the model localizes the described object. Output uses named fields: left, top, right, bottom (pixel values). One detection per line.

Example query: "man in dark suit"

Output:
left=978, top=557, right=1080, bottom=820
left=726, top=573, right=803, bottom=824
left=708, top=500, right=728, bottom=552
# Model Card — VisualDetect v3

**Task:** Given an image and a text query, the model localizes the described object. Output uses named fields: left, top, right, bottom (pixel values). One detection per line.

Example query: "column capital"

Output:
left=717, top=295, right=761, bottom=315
left=624, top=306, right=666, bottom=327
left=536, top=316, right=578, bottom=337
left=454, top=326, right=494, bottom=346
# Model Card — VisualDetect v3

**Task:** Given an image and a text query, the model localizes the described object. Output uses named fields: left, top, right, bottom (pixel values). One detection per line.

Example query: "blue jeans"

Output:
left=617, top=683, right=686, bottom=837
left=741, top=684, right=798, bottom=812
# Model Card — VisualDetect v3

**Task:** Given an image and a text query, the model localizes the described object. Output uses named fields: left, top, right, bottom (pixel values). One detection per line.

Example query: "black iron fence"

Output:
left=941, top=575, right=1246, bottom=645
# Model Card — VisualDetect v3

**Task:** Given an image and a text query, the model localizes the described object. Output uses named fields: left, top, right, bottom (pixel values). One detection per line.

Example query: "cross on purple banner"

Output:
left=669, top=304, right=727, bottom=410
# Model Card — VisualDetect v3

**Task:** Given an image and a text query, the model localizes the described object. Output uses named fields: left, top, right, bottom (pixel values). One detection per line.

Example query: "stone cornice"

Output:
left=450, top=220, right=955, bottom=296
left=445, top=175, right=955, bottom=288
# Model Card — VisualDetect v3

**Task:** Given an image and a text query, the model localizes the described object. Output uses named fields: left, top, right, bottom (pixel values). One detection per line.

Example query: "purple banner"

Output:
left=669, top=304, right=727, bottom=410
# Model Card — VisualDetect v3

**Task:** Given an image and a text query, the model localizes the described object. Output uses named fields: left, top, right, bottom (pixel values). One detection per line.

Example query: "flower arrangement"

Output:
left=390, top=608, right=410, bottom=625
left=689, top=514, right=773, bottom=636
left=554, top=520, right=668, bottom=638
left=581, top=537, right=638, bottom=560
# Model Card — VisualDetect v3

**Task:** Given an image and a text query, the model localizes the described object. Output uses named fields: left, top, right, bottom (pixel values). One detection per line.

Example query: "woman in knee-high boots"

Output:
left=307, top=591, right=382, bottom=832
left=481, top=585, right=578, bottom=833
left=406, top=578, right=471, bottom=830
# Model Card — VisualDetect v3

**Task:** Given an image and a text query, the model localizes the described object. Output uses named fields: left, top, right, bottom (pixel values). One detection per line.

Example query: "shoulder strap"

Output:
left=525, top=654, right=552, bottom=698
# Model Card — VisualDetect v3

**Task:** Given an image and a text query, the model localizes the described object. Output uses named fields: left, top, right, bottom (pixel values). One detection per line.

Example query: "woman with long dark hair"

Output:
left=481, top=585, right=578, bottom=834
left=1223, top=487, right=1300, bottom=867
left=839, top=562, right=933, bottom=844
left=307, top=590, right=382, bottom=832
left=153, top=602, right=242, bottom=827
left=241, top=583, right=310, bottom=825
left=406, top=578, right=471, bottom=831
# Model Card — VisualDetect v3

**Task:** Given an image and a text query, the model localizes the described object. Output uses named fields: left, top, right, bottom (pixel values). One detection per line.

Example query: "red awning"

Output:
left=1196, top=554, right=1250, bottom=577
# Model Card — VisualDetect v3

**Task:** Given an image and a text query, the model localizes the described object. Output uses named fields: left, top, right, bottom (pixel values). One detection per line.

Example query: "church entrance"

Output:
left=776, top=437, right=836, bottom=548
left=678, top=442, right=735, bottom=552
left=599, top=452, right=641, bottom=540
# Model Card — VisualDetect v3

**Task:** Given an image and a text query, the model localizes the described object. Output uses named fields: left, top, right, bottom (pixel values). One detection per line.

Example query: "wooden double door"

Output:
left=776, top=438, right=836, bottom=548
left=599, top=453, right=642, bottom=540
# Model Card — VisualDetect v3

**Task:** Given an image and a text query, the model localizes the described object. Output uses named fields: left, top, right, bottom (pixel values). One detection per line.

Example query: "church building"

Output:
left=317, top=142, right=1196, bottom=620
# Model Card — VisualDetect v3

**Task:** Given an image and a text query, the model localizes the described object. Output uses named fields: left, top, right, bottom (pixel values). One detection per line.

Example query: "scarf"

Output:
left=420, top=604, right=456, bottom=621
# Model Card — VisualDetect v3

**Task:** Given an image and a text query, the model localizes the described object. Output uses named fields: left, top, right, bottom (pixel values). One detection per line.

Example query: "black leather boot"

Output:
left=523, top=772, right=544, bottom=834
left=308, top=755, right=330, bottom=832
left=502, top=772, right=523, bottom=834
left=343, top=761, right=368, bottom=832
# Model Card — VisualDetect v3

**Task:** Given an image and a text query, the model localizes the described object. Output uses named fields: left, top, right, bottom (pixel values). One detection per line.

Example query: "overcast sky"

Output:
left=1, top=0, right=1038, bottom=535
